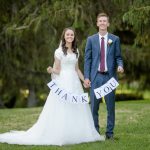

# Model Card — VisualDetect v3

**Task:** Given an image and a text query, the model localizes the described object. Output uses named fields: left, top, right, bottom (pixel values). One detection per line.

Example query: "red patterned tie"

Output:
left=100, top=37, right=105, bottom=72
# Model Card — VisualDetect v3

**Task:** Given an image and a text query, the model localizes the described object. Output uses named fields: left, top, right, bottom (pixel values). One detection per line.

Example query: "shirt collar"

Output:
left=99, top=32, right=108, bottom=39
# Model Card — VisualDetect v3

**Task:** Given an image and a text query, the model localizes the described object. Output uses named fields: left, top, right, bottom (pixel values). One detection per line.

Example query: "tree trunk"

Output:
left=27, top=85, right=38, bottom=107
left=0, top=97, right=5, bottom=108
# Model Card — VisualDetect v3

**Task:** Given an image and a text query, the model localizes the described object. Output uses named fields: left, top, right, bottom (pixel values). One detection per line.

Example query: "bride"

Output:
left=0, top=27, right=105, bottom=145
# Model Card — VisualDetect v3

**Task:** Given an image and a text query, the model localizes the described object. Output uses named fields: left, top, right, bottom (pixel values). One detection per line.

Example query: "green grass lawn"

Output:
left=0, top=100, right=150, bottom=150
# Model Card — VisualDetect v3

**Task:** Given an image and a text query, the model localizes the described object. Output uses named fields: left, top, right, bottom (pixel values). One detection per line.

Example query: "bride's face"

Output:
left=64, top=29, right=75, bottom=44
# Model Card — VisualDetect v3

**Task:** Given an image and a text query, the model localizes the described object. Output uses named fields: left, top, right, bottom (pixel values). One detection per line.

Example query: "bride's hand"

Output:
left=47, top=66, right=53, bottom=74
left=83, top=79, right=91, bottom=88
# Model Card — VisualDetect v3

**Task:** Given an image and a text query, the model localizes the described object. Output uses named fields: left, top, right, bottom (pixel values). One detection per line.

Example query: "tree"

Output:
left=0, top=0, right=149, bottom=108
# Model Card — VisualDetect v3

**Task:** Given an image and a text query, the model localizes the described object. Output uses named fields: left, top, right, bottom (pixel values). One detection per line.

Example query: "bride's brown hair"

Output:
left=60, top=27, right=78, bottom=57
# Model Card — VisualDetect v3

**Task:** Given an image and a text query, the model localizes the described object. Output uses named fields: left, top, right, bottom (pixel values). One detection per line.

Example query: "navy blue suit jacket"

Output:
left=84, top=33, right=123, bottom=82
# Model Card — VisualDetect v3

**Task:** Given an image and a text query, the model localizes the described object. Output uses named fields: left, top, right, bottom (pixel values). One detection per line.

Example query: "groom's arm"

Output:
left=115, top=37, right=123, bottom=68
left=84, top=37, right=92, bottom=80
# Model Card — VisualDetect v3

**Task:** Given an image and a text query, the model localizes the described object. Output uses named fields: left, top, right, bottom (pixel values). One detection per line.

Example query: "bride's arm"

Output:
left=47, top=57, right=61, bottom=74
left=75, top=61, right=84, bottom=82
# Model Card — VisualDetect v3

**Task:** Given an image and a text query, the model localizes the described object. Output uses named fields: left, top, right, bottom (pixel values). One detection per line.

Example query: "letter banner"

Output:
left=47, top=80, right=89, bottom=104
left=94, top=77, right=119, bottom=99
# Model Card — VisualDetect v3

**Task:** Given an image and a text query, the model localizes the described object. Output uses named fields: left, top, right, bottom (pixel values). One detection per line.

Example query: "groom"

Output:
left=84, top=13, right=124, bottom=139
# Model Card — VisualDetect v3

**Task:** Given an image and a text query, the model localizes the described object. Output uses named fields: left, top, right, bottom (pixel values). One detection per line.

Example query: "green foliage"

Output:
left=123, top=5, right=150, bottom=46
left=0, top=0, right=150, bottom=107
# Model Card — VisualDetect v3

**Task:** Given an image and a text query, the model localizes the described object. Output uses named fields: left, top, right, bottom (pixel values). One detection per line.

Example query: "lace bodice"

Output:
left=54, top=48, right=78, bottom=71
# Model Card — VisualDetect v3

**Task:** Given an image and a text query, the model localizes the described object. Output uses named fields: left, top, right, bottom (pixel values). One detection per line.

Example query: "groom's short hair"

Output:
left=97, top=13, right=109, bottom=22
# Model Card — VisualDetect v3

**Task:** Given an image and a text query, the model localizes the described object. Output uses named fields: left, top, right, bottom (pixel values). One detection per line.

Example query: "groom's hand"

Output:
left=84, top=79, right=91, bottom=88
left=117, top=66, right=124, bottom=73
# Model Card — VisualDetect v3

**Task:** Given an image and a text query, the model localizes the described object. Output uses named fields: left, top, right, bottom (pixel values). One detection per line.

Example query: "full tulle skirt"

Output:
left=0, top=66, right=105, bottom=145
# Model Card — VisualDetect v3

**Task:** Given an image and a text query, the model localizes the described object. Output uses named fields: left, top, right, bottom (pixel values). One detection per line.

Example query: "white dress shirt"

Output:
left=98, top=33, right=108, bottom=72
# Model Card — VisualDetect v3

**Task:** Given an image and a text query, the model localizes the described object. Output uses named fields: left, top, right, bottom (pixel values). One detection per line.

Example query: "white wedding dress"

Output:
left=0, top=47, right=105, bottom=145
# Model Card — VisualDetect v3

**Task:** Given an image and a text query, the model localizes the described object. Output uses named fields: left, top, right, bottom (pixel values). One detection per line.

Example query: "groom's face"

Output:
left=97, top=16, right=109, bottom=31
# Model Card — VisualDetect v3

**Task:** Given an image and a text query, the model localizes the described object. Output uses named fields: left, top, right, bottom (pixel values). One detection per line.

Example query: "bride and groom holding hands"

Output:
left=0, top=12, right=124, bottom=145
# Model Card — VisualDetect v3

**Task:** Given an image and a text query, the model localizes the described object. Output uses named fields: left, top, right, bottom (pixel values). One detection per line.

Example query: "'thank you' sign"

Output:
left=47, top=80, right=89, bottom=104
left=94, top=77, right=119, bottom=99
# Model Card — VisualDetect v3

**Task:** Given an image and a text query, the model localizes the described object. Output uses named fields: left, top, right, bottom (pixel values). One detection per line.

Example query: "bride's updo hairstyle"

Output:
left=60, top=27, right=78, bottom=57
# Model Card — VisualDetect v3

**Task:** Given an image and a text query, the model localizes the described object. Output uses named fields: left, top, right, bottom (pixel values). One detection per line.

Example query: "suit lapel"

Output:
left=107, top=33, right=111, bottom=56
left=96, top=33, right=113, bottom=57
left=95, top=33, right=100, bottom=55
